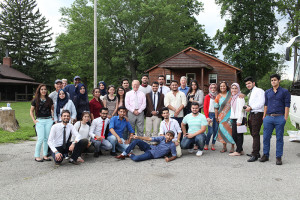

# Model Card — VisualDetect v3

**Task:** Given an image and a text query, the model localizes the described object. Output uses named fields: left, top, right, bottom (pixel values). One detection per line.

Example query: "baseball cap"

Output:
left=55, top=79, right=62, bottom=84
left=74, top=76, right=81, bottom=80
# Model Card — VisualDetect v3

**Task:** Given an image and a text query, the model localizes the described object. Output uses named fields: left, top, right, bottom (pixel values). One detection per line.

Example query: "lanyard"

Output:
left=165, top=121, right=171, bottom=131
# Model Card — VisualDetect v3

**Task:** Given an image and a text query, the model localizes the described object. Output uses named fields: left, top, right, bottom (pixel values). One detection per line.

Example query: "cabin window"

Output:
left=166, top=74, right=174, bottom=85
left=186, top=73, right=196, bottom=86
left=209, top=74, right=217, bottom=84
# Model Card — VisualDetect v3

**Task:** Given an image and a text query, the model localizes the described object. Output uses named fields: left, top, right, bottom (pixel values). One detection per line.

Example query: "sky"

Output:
left=35, top=0, right=295, bottom=80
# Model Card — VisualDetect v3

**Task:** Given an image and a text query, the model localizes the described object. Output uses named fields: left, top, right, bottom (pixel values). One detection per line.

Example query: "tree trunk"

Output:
left=0, top=110, right=19, bottom=132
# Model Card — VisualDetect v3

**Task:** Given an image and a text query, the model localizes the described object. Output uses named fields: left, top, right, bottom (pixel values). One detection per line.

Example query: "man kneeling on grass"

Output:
left=115, top=131, right=177, bottom=162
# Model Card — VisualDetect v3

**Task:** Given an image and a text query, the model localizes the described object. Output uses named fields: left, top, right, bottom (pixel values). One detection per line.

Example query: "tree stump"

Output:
left=0, top=110, right=19, bottom=132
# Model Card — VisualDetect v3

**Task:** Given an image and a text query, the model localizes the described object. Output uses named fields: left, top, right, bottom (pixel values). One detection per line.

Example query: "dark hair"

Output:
left=142, top=74, right=149, bottom=78
left=170, top=80, right=178, bottom=84
left=187, top=80, right=199, bottom=94
left=116, top=86, right=126, bottom=106
left=91, top=88, right=104, bottom=107
left=244, top=76, right=254, bottom=83
left=32, top=84, right=51, bottom=117
left=122, top=78, right=129, bottom=84
left=166, top=130, right=175, bottom=137
left=152, top=81, right=159, bottom=86
left=191, top=102, right=199, bottom=107
left=158, top=75, right=165, bottom=80
left=107, top=85, right=115, bottom=93
left=100, top=107, right=109, bottom=112
left=161, top=107, right=169, bottom=113
left=270, top=74, right=281, bottom=80
left=117, top=106, right=127, bottom=112
left=218, top=81, right=230, bottom=93
left=61, top=110, right=70, bottom=116
left=81, top=111, right=91, bottom=118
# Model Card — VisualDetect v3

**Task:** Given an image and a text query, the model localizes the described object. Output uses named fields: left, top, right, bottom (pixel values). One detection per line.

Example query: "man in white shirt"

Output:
left=164, top=80, right=187, bottom=125
left=138, top=74, right=152, bottom=94
left=158, top=75, right=170, bottom=95
left=159, top=107, right=182, bottom=157
left=244, top=76, right=265, bottom=162
left=48, top=110, right=83, bottom=165
left=89, top=108, right=112, bottom=157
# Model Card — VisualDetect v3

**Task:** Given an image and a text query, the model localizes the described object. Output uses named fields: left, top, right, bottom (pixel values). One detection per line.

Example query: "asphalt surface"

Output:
left=0, top=135, right=300, bottom=200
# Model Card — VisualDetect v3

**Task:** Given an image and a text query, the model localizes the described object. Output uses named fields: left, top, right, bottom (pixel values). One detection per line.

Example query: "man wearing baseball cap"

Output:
left=49, top=79, right=70, bottom=103
left=64, top=76, right=82, bottom=101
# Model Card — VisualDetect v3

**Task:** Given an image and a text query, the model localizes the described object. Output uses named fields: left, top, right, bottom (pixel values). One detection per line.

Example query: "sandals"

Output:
left=43, top=157, right=52, bottom=161
left=229, top=152, right=241, bottom=156
left=220, top=148, right=227, bottom=153
left=35, top=158, right=43, bottom=162
left=229, top=148, right=235, bottom=153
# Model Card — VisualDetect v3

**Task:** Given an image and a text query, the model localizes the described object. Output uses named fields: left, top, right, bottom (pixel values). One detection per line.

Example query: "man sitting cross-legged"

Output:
left=159, top=107, right=182, bottom=157
left=107, top=106, right=135, bottom=156
left=115, top=130, right=177, bottom=162
left=181, top=102, right=208, bottom=157
left=48, top=110, right=83, bottom=165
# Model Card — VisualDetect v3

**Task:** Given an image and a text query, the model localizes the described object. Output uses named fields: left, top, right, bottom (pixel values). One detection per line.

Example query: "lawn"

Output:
left=0, top=101, right=298, bottom=143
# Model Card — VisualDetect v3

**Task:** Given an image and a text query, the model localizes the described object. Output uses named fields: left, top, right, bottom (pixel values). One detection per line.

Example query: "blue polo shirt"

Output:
left=265, top=86, right=291, bottom=115
left=64, top=84, right=76, bottom=101
left=108, top=116, right=135, bottom=138
left=179, top=86, right=189, bottom=95
left=149, top=136, right=177, bottom=158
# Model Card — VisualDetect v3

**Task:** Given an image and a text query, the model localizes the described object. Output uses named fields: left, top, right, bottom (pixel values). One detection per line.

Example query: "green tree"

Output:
left=0, top=0, right=55, bottom=83
left=55, top=0, right=216, bottom=85
left=276, top=0, right=300, bottom=74
left=214, top=0, right=280, bottom=82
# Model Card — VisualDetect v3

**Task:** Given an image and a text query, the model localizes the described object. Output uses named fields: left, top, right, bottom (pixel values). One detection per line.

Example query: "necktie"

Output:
left=101, top=120, right=105, bottom=138
left=63, top=126, right=66, bottom=149
left=153, top=92, right=156, bottom=111
left=134, top=92, right=139, bottom=109
left=160, top=86, right=162, bottom=94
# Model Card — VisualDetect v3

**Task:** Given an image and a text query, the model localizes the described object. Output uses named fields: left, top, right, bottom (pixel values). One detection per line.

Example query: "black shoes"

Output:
left=259, top=154, right=269, bottom=162
left=110, top=151, right=117, bottom=156
left=247, top=153, right=261, bottom=158
left=247, top=155, right=258, bottom=162
left=94, top=152, right=100, bottom=158
left=276, top=157, right=282, bottom=165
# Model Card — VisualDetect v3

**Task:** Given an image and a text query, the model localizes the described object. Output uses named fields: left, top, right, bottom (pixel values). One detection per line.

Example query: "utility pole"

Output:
left=93, top=0, right=97, bottom=88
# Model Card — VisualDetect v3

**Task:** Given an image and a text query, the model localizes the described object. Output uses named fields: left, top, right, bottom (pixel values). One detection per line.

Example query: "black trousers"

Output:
left=52, top=140, right=83, bottom=163
left=231, top=119, right=244, bottom=153
left=248, top=112, right=263, bottom=156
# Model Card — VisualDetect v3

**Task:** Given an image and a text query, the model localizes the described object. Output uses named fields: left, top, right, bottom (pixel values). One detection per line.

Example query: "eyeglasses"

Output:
left=82, top=111, right=90, bottom=113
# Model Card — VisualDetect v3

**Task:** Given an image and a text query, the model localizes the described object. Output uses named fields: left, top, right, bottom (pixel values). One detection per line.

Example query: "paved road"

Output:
left=0, top=135, right=300, bottom=200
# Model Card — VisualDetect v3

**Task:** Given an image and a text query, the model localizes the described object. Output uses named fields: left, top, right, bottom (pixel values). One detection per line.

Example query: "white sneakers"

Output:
left=196, top=150, right=203, bottom=157
left=188, top=149, right=194, bottom=154
left=188, top=149, right=203, bottom=156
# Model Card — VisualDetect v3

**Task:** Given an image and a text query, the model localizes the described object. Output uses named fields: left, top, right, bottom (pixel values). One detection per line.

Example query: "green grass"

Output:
left=0, top=102, right=36, bottom=143
left=0, top=102, right=298, bottom=143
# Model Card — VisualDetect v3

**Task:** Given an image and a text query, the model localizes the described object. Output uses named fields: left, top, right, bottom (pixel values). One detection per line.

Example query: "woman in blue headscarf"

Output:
left=99, top=81, right=107, bottom=100
left=54, top=88, right=77, bottom=123
left=73, top=83, right=90, bottom=121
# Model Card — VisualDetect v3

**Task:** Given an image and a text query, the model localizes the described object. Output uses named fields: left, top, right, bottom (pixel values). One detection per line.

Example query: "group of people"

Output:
left=30, top=73, right=291, bottom=166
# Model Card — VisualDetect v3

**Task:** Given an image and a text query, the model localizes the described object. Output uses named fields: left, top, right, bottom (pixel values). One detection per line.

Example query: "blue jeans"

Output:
left=181, top=134, right=206, bottom=150
left=34, top=118, right=53, bottom=157
left=205, top=112, right=218, bottom=145
left=107, top=135, right=128, bottom=153
left=124, top=139, right=154, bottom=162
left=263, top=115, right=286, bottom=158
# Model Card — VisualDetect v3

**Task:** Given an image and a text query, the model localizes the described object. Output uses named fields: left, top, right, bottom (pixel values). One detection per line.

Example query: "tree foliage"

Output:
left=55, top=0, right=216, bottom=86
left=0, top=0, right=55, bottom=83
left=214, top=0, right=280, bottom=81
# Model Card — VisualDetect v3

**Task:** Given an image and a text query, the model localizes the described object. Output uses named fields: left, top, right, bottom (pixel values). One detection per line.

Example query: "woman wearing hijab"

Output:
left=229, top=83, right=246, bottom=156
left=73, top=83, right=90, bottom=121
left=99, top=81, right=107, bottom=101
left=54, top=88, right=77, bottom=123
left=203, top=83, right=218, bottom=151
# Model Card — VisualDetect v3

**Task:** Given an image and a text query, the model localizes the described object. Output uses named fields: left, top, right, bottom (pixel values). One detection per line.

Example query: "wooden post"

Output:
left=201, top=68, right=204, bottom=90
left=0, top=110, right=19, bottom=132
left=25, top=85, right=28, bottom=101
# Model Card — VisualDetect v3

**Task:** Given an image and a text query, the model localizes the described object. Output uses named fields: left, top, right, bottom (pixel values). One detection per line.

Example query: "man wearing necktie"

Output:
left=145, top=82, right=165, bottom=137
left=89, top=108, right=112, bottom=157
left=48, top=110, right=83, bottom=165
left=158, top=75, right=170, bottom=95
left=125, top=80, right=146, bottom=136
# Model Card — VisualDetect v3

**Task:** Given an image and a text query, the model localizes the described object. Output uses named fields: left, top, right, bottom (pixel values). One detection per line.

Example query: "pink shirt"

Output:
left=125, top=90, right=146, bottom=113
